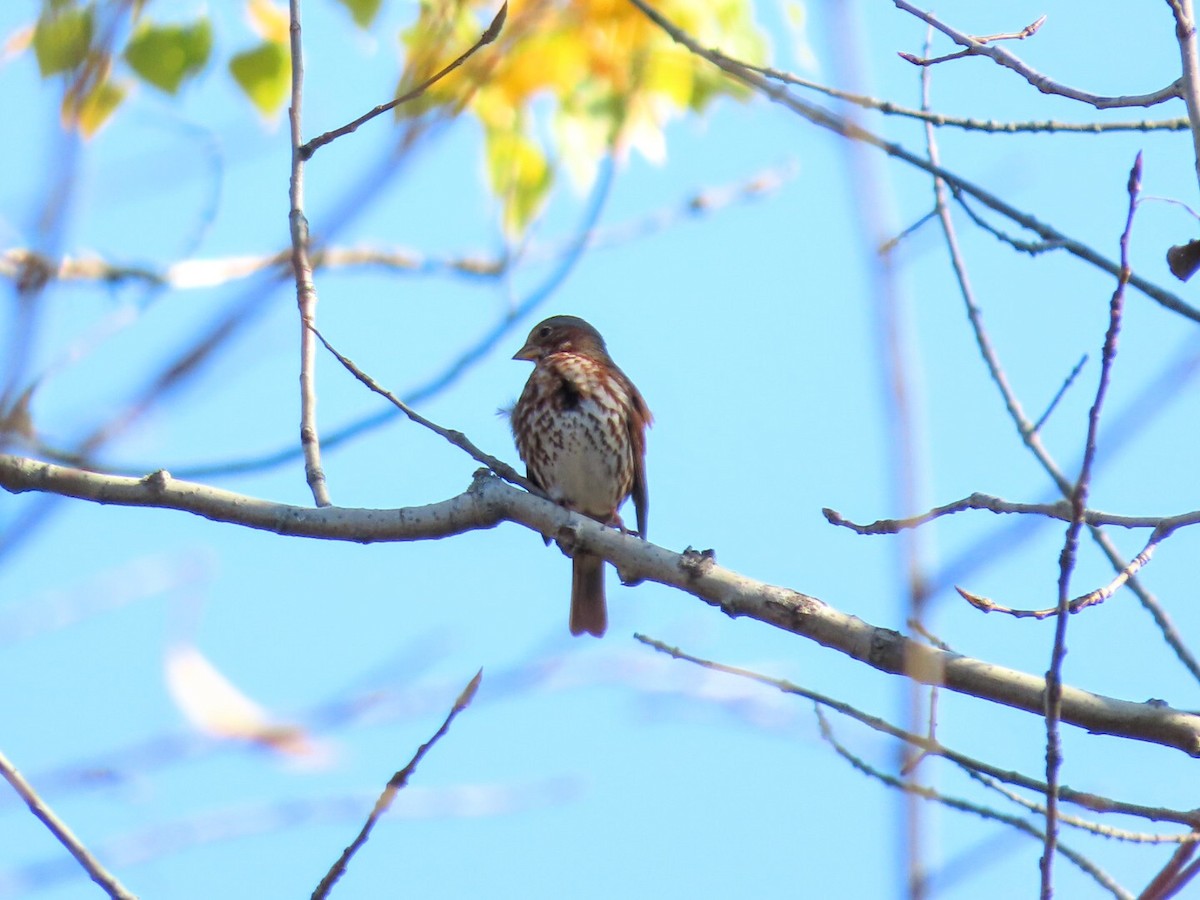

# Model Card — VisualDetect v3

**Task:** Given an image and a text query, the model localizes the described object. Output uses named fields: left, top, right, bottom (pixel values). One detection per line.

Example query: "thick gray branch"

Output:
left=3, top=453, right=1198, bottom=757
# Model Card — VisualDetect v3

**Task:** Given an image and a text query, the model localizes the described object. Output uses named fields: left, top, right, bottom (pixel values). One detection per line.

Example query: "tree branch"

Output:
left=0, top=748, right=135, bottom=900
left=624, top=0, right=1200, bottom=324
left=3, top=454, right=1200, bottom=757
left=288, top=0, right=332, bottom=508
left=894, top=2, right=1182, bottom=109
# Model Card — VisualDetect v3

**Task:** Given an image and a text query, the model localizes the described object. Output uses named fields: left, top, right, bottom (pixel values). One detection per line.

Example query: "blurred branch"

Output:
left=300, top=3, right=507, bottom=160
left=312, top=669, right=482, bottom=899
left=5, top=455, right=1200, bottom=756
left=0, top=748, right=135, bottom=900
left=0, top=782, right=570, bottom=898
left=0, top=160, right=789, bottom=295
left=1140, top=838, right=1200, bottom=899
left=171, top=153, right=618, bottom=481
left=894, top=2, right=1182, bottom=109
left=289, top=0, right=332, bottom=508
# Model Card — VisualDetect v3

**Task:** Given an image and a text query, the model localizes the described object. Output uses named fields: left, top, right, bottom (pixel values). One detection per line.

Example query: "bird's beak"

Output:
left=513, top=343, right=538, bottom=362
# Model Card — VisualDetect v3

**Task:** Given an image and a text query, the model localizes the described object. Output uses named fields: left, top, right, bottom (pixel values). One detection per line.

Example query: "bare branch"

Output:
left=289, top=0, right=332, bottom=508
left=309, top=324, right=533, bottom=490
left=312, top=670, right=482, bottom=899
left=634, top=635, right=1200, bottom=829
left=1140, top=837, right=1200, bottom=899
left=624, top=0, right=1200, bottom=324
left=5, top=454, right=1200, bottom=756
left=1042, top=152, right=1142, bottom=894
left=1033, top=354, right=1090, bottom=434
left=894, top=2, right=1182, bottom=109
left=0, top=748, right=136, bottom=900
left=899, top=14, right=1046, bottom=66
left=738, top=63, right=1188, bottom=133
left=825, top=493, right=1200, bottom=535
left=810, top=709, right=1130, bottom=898
left=1169, top=0, right=1200, bottom=195
left=300, top=4, right=508, bottom=160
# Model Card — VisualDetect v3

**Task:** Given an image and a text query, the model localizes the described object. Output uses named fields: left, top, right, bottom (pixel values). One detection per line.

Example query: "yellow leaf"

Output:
left=246, top=0, right=289, bottom=45
left=67, top=75, right=125, bottom=137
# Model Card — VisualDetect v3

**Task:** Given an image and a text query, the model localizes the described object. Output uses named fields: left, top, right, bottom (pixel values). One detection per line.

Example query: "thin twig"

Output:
left=289, top=0, right=332, bottom=507
left=958, top=522, right=1174, bottom=618
left=894, top=2, right=1182, bottom=110
left=1033, top=354, right=1089, bottom=434
left=809, top=708, right=1132, bottom=899
left=300, top=4, right=507, bottom=160
left=171, top=154, right=617, bottom=482
left=309, top=325, right=533, bottom=490
left=311, top=669, right=481, bottom=899
left=633, top=634, right=1200, bottom=828
left=1042, top=152, right=1141, bottom=898
left=0, top=748, right=136, bottom=900
left=900, top=14, right=1046, bottom=65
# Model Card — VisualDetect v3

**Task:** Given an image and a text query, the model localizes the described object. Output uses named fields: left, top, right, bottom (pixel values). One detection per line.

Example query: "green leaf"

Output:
left=32, top=2, right=94, bottom=75
left=124, top=18, right=213, bottom=94
left=228, top=40, right=290, bottom=116
left=335, top=0, right=383, bottom=28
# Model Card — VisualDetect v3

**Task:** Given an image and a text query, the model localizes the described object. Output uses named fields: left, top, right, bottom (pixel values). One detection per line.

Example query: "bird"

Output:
left=510, top=315, right=652, bottom=637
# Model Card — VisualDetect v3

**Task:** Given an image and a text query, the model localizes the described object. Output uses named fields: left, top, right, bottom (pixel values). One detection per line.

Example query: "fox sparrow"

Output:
left=511, top=315, right=652, bottom=637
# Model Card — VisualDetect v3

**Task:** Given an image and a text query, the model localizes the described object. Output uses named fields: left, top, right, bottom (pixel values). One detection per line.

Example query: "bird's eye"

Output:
left=539, top=326, right=552, bottom=339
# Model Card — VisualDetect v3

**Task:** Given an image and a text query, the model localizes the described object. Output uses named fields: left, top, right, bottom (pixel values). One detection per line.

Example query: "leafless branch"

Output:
left=300, top=4, right=507, bottom=160
left=634, top=634, right=1200, bottom=829
left=309, top=324, right=532, bottom=490
left=1042, top=152, right=1141, bottom=896
left=624, top=0, right=1200, bottom=324
left=899, top=13, right=1046, bottom=66
left=0, top=748, right=135, bottom=900
left=289, top=0, right=333, bottom=508
left=1139, top=836, right=1200, bottom=899
left=894, top=3, right=1182, bottom=109
left=824, top=493, right=1200, bottom=535
left=957, top=522, right=1173, bottom=619
left=5, top=454, right=1200, bottom=756
left=1033, top=354, right=1090, bottom=433
left=312, top=670, right=482, bottom=899
left=739, top=62, right=1188, bottom=133
left=810, top=708, right=1130, bottom=899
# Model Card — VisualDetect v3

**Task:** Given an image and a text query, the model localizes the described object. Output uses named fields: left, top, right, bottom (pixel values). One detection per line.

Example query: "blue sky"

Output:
left=3, top=1, right=1200, bottom=897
